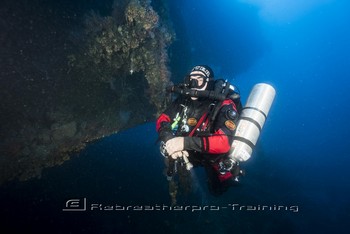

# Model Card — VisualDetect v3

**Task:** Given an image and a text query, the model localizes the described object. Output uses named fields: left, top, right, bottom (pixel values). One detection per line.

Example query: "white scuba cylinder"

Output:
left=229, top=83, right=276, bottom=162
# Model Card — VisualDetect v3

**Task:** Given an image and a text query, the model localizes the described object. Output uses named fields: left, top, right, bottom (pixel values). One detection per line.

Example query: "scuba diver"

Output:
left=156, top=65, right=244, bottom=197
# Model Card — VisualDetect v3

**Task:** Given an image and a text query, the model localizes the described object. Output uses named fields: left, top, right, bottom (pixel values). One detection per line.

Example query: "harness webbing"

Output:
left=189, top=112, right=208, bottom=137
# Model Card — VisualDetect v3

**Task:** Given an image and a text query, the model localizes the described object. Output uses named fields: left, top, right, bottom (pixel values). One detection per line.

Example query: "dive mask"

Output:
left=184, top=74, right=208, bottom=90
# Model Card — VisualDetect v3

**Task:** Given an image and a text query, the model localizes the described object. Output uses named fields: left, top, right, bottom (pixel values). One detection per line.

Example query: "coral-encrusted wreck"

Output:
left=0, top=0, right=174, bottom=184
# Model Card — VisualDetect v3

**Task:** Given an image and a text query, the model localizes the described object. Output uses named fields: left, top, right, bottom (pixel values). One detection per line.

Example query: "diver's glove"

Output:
left=171, top=151, right=192, bottom=171
left=165, top=137, right=184, bottom=156
left=170, top=150, right=189, bottom=159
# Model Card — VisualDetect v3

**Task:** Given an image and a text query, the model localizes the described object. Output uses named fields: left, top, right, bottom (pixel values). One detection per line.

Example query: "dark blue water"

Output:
left=2, top=0, right=350, bottom=233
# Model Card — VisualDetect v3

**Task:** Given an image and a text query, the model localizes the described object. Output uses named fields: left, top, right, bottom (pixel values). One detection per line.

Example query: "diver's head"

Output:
left=186, top=65, right=214, bottom=100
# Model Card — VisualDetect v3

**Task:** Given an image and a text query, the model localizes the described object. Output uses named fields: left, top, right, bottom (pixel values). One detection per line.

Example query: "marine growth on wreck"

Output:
left=0, top=0, right=175, bottom=184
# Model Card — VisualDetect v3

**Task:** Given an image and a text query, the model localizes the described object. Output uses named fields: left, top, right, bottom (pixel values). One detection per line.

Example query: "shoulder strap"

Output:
left=188, top=112, right=208, bottom=136
left=205, top=79, right=241, bottom=130
left=215, top=79, right=242, bottom=114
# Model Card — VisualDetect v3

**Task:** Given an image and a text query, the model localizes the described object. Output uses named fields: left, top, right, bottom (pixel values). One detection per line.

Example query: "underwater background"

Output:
left=1, top=0, right=350, bottom=233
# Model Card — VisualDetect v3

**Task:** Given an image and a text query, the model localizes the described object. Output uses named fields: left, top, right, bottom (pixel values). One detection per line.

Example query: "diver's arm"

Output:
left=156, top=115, right=174, bottom=142
left=184, top=129, right=231, bottom=154
left=156, top=97, right=186, bottom=142
left=156, top=98, right=182, bottom=142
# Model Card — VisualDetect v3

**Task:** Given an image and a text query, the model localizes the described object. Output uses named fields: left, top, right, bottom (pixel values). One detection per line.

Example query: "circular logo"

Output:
left=187, top=118, right=197, bottom=126
left=225, top=120, right=236, bottom=130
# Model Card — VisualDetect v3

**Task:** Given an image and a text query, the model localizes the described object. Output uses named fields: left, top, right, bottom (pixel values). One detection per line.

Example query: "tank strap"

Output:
left=233, top=136, right=255, bottom=150
left=242, top=107, right=267, bottom=120
left=239, top=116, right=262, bottom=132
